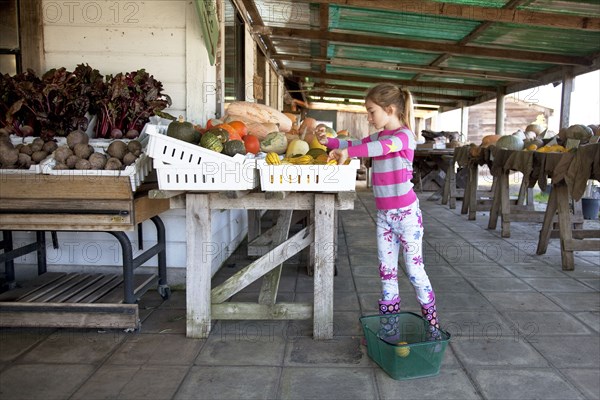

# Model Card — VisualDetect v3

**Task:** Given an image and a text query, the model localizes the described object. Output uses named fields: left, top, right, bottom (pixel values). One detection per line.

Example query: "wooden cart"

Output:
left=0, top=174, right=170, bottom=330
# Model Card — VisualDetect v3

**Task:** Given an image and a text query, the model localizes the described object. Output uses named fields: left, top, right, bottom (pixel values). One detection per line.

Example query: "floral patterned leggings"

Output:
left=376, top=199, right=435, bottom=306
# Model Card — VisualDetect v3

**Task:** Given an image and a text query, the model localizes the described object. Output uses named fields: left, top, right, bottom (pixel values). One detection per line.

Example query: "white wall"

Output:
left=32, top=0, right=248, bottom=284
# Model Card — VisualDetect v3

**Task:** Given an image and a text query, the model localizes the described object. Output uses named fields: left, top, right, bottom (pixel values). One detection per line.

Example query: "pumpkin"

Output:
left=242, top=134, right=260, bottom=154
left=480, top=134, right=501, bottom=148
left=565, top=124, right=593, bottom=141
left=260, top=132, right=288, bottom=154
left=306, top=148, right=327, bottom=159
left=512, top=130, right=526, bottom=140
left=265, top=152, right=281, bottom=165
left=309, top=136, right=327, bottom=151
left=469, top=143, right=481, bottom=158
left=200, top=132, right=223, bottom=153
left=286, top=138, right=310, bottom=157
left=299, top=117, right=318, bottom=144
left=222, top=140, right=246, bottom=156
left=167, top=115, right=199, bottom=144
left=525, top=124, right=544, bottom=135
left=495, top=135, right=524, bottom=151
left=228, top=120, right=248, bottom=137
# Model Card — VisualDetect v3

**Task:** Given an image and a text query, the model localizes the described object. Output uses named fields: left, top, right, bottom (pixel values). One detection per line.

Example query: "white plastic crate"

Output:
left=256, top=158, right=360, bottom=192
left=153, top=159, right=258, bottom=191
left=146, top=131, right=259, bottom=191
left=42, top=153, right=151, bottom=192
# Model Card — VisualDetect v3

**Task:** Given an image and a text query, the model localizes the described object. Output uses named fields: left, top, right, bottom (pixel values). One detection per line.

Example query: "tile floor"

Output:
left=1, top=186, right=599, bottom=400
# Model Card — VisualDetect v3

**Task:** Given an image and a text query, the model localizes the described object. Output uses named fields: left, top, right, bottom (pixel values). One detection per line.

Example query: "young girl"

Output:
left=316, top=83, right=439, bottom=338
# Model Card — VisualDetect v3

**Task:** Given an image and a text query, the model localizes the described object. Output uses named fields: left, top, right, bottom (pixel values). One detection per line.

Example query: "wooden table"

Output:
left=0, top=174, right=170, bottom=329
left=413, top=148, right=455, bottom=200
left=535, top=143, right=600, bottom=270
left=163, top=190, right=355, bottom=340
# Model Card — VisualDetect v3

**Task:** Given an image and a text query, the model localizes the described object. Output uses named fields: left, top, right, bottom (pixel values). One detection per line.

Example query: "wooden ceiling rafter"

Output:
left=303, top=0, right=600, bottom=31
left=268, top=27, right=592, bottom=66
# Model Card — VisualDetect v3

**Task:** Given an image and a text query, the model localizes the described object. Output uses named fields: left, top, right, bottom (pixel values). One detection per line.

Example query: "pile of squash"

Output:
left=469, top=123, right=599, bottom=157
left=165, top=103, right=354, bottom=164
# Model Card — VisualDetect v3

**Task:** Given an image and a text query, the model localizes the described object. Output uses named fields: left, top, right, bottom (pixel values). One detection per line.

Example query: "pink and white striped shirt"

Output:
left=327, top=128, right=416, bottom=210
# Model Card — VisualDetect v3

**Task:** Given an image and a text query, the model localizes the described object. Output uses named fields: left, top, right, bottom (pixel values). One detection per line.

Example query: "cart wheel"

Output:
left=158, top=284, right=171, bottom=300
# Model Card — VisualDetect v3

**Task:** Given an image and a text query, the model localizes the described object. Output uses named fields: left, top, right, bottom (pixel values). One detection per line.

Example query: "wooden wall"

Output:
left=336, top=110, right=375, bottom=139
left=467, top=98, right=553, bottom=144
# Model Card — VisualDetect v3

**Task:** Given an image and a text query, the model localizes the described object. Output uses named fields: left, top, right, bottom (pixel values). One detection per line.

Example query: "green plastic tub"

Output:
left=359, top=312, right=451, bottom=380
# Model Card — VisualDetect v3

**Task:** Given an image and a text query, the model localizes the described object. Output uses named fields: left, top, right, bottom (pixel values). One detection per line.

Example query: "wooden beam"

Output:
left=18, top=0, right=45, bottom=74
left=288, top=70, right=498, bottom=92
left=305, top=0, right=600, bottom=32
left=269, top=27, right=592, bottom=66
left=559, top=68, right=574, bottom=129
left=276, top=54, right=537, bottom=82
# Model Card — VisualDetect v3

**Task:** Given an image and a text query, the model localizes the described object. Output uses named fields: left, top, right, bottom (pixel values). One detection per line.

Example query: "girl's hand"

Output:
left=328, top=148, right=348, bottom=165
left=315, top=126, right=329, bottom=145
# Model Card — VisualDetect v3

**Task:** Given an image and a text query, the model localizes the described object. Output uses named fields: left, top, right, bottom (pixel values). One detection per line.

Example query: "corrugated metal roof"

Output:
left=244, top=0, right=600, bottom=110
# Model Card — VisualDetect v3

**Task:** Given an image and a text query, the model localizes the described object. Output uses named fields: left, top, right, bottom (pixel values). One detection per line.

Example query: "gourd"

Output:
left=298, top=117, right=318, bottom=144
left=260, top=132, right=288, bottom=154
left=525, top=124, right=544, bottom=135
left=225, top=102, right=292, bottom=132
left=265, top=152, right=281, bottom=165
left=469, top=143, right=481, bottom=158
left=496, top=135, right=524, bottom=151
left=480, top=134, right=501, bottom=148
left=167, top=116, right=199, bottom=144
left=200, top=132, right=223, bottom=153
left=306, top=148, right=327, bottom=159
left=284, top=155, right=313, bottom=165
left=285, top=138, right=310, bottom=157
left=309, top=136, right=327, bottom=151
left=222, top=140, right=246, bottom=156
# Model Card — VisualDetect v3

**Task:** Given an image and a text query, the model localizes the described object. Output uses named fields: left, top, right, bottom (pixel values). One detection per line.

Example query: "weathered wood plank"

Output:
left=211, top=302, right=313, bottom=320
left=133, top=196, right=170, bottom=225
left=94, top=274, right=157, bottom=304
left=0, top=175, right=132, bottom=200
left=65, top=275, right=121, bottom=303
left=563, top=239, right=600, bottom=252
left=313, top=194, right=335, bottom=339
left=18, top=274, right=81, bottom=302
left=0, top=272, right=66, bottom=302
left=148, top=189, right=185, bottom=199
left=0, top=302, right=139, bottom=329
left=211, top=226, right=313, bottom=303
left=258, top=210, right=293, bottom=305
left=186, top=193, right=212, bottom=338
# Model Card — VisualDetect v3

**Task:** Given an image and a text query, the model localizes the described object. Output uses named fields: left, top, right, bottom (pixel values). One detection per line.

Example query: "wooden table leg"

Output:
left=487, top=175, right=501, bottom=230
left=313, top=194, right=335, bottom=339
left=461, top=165, right=471, bottom=215
left=537, top=184, right=558, bottom=255
left=500, top=173, right=511, bottom=238
left=555, top=183, right=575, bottom=270
left=468, top=164, right=479, bottom=220
left=186, top=193, right=212, bottom=338
left=258, top=210, right=292, bottom=305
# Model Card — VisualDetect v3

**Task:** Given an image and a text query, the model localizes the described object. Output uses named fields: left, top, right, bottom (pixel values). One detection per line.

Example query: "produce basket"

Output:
left=360, top=312, right=451, bottom=380
left=146, top=131, right=258, bottom=191
left=42, top=153, right=152, bottom=192
left=256, top=158, right=360, bottom=192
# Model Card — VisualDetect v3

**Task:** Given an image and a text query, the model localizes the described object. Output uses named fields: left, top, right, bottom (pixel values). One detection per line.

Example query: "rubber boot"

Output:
left=378, top=298, right=401, bottom=343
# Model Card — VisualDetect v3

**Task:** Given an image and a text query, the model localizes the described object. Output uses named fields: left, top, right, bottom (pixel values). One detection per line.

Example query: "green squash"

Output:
left=167, top=115, right=199, bottom=144
left=222, top=140, right=246, bottom=156
left=200, top=132, right=223, bottom=153
left=205, top=127, right=229, bottom=143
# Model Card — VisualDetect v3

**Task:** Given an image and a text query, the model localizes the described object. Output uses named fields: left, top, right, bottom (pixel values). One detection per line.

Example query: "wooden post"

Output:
left=559, top=68, right=574, bottom=130
left=500, top=173, right=511, bottom=238
left=468, top=164, right=479, bottom=220
left=537, top=184, right=558, bottom=255
left=313, top=194, right=335, bottom=339
left=186, top=193, right=212, bottom=338
left=495, top=89, right=505, bottom=136
left=555, top=183, right=575, bottom=270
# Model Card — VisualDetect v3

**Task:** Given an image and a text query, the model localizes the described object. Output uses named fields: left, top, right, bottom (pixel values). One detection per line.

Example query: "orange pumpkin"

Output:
left=242, top=134, right=260, bottom=154
left=481, top=134, right=501, bottom=148
left=228, top=120, right=248, bottom=137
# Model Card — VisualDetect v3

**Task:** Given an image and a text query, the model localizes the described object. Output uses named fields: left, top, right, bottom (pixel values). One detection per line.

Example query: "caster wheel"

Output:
left=158, top=284, right=171, bottom=300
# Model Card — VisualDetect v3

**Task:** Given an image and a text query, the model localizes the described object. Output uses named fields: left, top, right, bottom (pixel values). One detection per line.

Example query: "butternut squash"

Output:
left=225, top=102, right=292, bottom=132
left=480, top=134, right=501, bottom=148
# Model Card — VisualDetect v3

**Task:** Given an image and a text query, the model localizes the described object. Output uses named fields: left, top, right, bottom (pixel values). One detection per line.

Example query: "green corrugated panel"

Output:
left=406, top=87, right=471, bottom=97
left=329, top=5, right=480, bottom=41
left=328, top=44, right=439, bottom=65
left=316, top=79, right=373, bottom=89
left=442, top=56, right=552, bottom=74
left=427, top=0, right=509, bottom=7
left=473, top=23, right=600, bottom=55
left=519, top=0, right=600, bottom=17
left=418, top=75, right=503, bottom=86
left=317, top=88, right=367, bottom=97
left=326, top=65, right=416, bottom=80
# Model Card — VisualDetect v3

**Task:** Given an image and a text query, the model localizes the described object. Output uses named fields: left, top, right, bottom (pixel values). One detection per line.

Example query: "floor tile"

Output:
left=279, top=367, right=376, bottom=400
left=470, top=368, right=584, bottom=400
left=175, top=366, right=280, bottom=400
left=561, top=368, right=600, bottom=400
left=107, top=333, right=203, bottom=365
left=528, top=335, right=600, bottom=368
left=451, top=336, right=549, bottom=367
